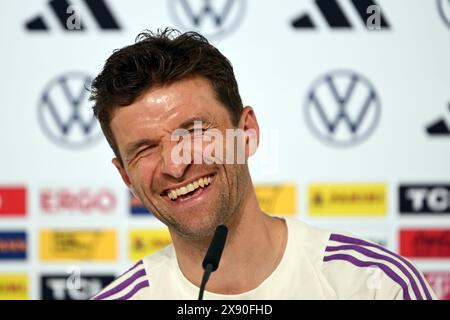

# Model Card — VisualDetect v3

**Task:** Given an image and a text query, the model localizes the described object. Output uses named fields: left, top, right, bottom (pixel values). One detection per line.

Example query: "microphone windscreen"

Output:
left=202, top=225, right=228, bottom=272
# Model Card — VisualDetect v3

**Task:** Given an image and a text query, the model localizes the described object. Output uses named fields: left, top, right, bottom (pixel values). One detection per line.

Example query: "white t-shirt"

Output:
left=92, top=217, right=436, bottom=300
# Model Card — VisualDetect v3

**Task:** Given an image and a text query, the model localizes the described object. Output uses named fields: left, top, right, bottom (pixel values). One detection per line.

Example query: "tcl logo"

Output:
left=40, top=188, right=116, bottom=214
left=41, top=274, right=114, bottom=300
left=399, top=185, right=450, bottom=214
left=400, top=229, right=450, bottom=258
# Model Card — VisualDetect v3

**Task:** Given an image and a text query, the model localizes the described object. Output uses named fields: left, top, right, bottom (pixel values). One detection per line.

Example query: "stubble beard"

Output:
left=143, top=166, right=249, bottom=241
left=169, top=189, right=232, bottom=240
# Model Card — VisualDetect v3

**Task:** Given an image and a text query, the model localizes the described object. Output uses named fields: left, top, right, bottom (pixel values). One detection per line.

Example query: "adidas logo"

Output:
left=25, top=0, right=121, bottom=31
left=426, top=104, right=450, bottom=136
left=292, top=0, right=390, bottom=30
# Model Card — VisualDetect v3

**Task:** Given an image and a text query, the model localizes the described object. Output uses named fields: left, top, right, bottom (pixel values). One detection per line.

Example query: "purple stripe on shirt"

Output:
left=124, top=260, right=143, bottom=275
left=329, top=233, right=432, bottom=300
left=324, top=253, right=411, bottom=300
left=326, top=244, right=423, bottom=299
left=107, top=260, right=143, bottom=283
left=94, top=268, right=147, bottom=300
left=116, top=280, right=150, bottom=300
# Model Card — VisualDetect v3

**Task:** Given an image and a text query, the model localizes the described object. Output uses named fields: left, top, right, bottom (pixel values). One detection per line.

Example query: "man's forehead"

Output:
left=111, top=101, right=215, bottom=132
left=111, top=100, right=224, bottom=150
left=113, top=77, right=218, bottom=120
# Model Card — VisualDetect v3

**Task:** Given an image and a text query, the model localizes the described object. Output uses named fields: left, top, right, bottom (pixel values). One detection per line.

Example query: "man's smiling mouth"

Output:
left=164, top=174, right=215, bottom=201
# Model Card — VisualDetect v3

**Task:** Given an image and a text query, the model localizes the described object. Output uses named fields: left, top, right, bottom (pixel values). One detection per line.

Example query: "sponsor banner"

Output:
left=40, top=187, right=117, bottom=215
left=426, top=103, right=450, bottom=136
left=308, top=183, right=387, bottom=216
left=0, top=231, right=27, bottom=260
left=399, top=184, right=450, bottom=214
left=400, top=229, right=450, bottom=258
left=0, top=187, right=27, bottom=216
left=41, top=274, right=115, bottom=300
left=254, top=184, right=297, bottom=216
left=168, top=0, right=246, bottom=40
left=130, top=191, right=152, bottom=215
left=0, top=274, right=28, bottom=300
left=304, top=70, right=381, bottom=147
left=291, top=0, right=391, bottom=31
left=25, top=0, right=121, bottom=32
left=129, top=229, right=172, bottom=261
left=424, top=272, right=450, bottom=300
left=40, top=230, right=117, bottom=261
left=37, top=71, right=102, bottom=149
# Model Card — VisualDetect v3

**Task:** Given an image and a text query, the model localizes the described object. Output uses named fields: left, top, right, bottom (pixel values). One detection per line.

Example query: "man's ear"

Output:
left=238, top=106, right=260, bottom=157
left=112, top=158, right=132, bottom=189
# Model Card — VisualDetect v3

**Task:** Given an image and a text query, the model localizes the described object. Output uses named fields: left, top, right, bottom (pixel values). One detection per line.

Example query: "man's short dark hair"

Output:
left=90, top=27, right=243, bottom=164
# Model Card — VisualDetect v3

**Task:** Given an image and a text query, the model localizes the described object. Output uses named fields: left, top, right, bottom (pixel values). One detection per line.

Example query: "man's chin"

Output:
left=169, top=217, right=223, bottom=241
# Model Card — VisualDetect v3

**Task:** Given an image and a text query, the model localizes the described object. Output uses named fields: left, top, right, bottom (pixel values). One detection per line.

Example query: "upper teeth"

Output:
left=167, top=176, right=212, bottom=200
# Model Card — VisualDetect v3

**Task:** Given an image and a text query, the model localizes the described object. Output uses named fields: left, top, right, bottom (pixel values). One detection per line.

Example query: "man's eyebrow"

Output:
left=177, top=116, right=210, bottom=129
left=123, top=117, right=211, bottom=157
left=123, top=138, right=157, bottom=157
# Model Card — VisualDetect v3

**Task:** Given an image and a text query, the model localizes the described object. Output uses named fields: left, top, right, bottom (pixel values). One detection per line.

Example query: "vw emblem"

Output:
left=304, top=70, right=381, bottom=147
left=438, top=0, right=450, bottom=28
left=38, top=72, right=102, bottom=149
left=168, top=0, right=246, bottom=39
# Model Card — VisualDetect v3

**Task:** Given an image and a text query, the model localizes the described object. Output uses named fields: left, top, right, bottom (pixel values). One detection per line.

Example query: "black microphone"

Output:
left=198, top=224, right=228, bottom=300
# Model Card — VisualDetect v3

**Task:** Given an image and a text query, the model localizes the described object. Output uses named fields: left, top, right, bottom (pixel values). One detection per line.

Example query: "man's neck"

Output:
left=170, top=190, right=288, bottom=295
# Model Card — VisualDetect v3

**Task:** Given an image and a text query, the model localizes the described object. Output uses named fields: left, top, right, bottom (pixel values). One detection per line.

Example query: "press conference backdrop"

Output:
left=0, top=0, right=449, bottom=300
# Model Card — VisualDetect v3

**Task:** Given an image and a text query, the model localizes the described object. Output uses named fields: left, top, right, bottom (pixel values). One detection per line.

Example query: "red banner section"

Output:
left=424, top=272, right=450, bottom=300
left=400, top=229, right=450, bottom=258
left=0, top=187, right=27, bottom=216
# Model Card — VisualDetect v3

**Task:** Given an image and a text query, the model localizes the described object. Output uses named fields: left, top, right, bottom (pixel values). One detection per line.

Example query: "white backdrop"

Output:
left=0, top=0, right=449, bottom=300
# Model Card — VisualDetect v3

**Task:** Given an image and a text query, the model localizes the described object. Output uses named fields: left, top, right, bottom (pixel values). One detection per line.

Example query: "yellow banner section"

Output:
left=40, top=230, right=117, bottom=262
left=129, top=229, right=172, bottom=261
left=0, top=274, right=28, bottom=300
left=255, top=184, right=297, bottom=216
left=309, top=183, right=387, bottom=216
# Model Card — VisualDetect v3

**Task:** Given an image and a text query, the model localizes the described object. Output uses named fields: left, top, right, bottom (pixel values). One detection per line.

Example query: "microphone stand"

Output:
left=198, top=225, right=228, bottom=300
left=198, top=263, right=213, bottom=300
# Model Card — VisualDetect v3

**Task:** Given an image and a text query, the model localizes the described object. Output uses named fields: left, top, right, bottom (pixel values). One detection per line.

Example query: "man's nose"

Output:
left=160, top=140, right=190, bottom=179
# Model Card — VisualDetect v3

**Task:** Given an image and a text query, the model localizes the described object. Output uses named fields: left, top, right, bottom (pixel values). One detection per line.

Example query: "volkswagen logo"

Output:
left=168, top=0, right=246, bottom=39
left=438, top=0, right=450, bottom=28
left=304, top=70, right=381, bottom=147
left=38, top=72, right=102, bottom=149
